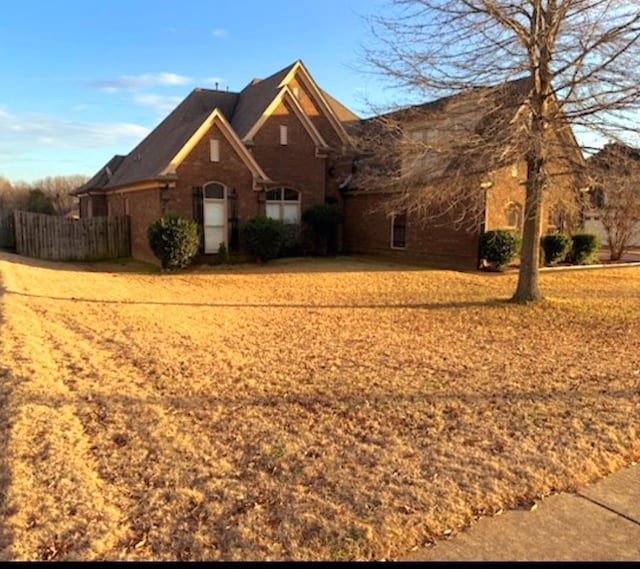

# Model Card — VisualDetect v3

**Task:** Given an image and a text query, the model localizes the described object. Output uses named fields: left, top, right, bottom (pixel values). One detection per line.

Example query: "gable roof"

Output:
left=350, top=77, right=539, bottom=190
left=321, top=89, right=360, bottom=124
left=159, top=108, right=270, bottom=182
left=231, top=62, right=297, bottom=140
left=101, top=89, right=239, bottom=191
left=78, top=61, right=359, bottom=194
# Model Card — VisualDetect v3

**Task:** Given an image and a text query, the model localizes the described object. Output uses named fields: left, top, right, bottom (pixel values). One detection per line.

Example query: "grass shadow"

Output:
left=1, top=289, right=507, bottom=312
left=0, top=250, right=469, bottom=277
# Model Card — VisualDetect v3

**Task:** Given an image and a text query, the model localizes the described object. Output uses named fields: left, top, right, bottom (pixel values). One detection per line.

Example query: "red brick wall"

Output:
left=251, top=98, right=327, bottom=212
left=485, top=163, right=528, bottom=231
left=104, top=189, right=161, bottom=264
left=485, top=162, right=580, bottom=234
left=343, top=192, right=482, bottom=269
left=171, top=123, right=258, bottom=221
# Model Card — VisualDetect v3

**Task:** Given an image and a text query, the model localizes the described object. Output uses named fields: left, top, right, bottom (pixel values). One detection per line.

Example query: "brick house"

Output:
left=73, top=60, right=358, bottom=263
left=343, top=78, right=584, bottom=269
left=75, top=63, right=583, bottom=269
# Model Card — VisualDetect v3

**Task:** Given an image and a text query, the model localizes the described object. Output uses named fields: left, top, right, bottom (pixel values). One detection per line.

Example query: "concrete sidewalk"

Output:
left=403, top=463, right=640, bottom=561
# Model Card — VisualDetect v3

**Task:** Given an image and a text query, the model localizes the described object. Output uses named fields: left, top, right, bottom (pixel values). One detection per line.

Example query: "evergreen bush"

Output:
left=147, top=214, right=199, bottom=270
left=569, top=233, right=600, bottom=265
left=479, top=229, right=522, bottom=270
left=243, top=215, right=286, bottom=262
left=541, top=233, right=572, bottom=265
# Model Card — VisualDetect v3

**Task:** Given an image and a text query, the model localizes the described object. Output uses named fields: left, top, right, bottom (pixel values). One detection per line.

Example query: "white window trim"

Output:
left=504, top=201, right=523, bottom=230
left=265, top=188, right=300, bottom=223
left=280, top=125, right=288, bottom=146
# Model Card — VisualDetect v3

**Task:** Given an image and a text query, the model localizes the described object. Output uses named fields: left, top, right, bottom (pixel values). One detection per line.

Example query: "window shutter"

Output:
left=192, top=186, right=204, bottom=253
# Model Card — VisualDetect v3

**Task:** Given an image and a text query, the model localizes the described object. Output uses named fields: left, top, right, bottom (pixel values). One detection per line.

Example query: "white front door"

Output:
left=203, top=183, right=227, bottom=253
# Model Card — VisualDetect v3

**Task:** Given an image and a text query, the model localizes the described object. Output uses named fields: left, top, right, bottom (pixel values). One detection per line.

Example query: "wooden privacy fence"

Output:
left=13, top=211, right=130, bottom=261
left=0, top=211, right=15, bottom=249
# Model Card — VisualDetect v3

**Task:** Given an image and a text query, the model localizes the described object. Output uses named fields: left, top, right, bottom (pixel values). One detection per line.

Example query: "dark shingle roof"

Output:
left=230, top=62, right=297, bottom=139
left=351, top=77, right=535, bottom=187
left=81, top=61, right=357, bottom=192
left=103, top=89, right=239, bottom=190
left=321, top=88, right=360, bottom=124
left=72, top=154, right=126, bottom=194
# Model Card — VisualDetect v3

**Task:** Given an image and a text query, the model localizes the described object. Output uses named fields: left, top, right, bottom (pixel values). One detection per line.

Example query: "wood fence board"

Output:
left=13, top=211, right=130, bottom=261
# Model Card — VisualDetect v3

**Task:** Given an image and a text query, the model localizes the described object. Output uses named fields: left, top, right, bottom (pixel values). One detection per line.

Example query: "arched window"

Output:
left=504, top=202, right=523, bottom=230
left=204, top=181, right=225, bottom=200
left=265, top=187, right=300, bottom=224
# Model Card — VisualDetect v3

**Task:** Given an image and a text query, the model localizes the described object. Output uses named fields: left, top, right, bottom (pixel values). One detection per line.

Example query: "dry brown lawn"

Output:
left=0, top=251, right=638, bottom=561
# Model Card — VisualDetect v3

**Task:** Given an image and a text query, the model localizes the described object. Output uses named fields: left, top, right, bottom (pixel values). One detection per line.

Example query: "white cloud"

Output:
left=0, top=105, right=151, bottom=181
left=0, top=106, right=149, bottom=151
left=132, top=93, right=183, bottom=115
left=85, top=72, right=193, bottom=92
left=211, top=28, right=228, bottom=38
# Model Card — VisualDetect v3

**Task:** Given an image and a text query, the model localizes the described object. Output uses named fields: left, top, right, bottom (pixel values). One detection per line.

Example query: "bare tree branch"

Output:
left=358, top=0, right=640, bottom=302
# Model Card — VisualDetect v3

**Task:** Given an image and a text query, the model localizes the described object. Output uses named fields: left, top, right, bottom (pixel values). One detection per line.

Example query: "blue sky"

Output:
left=0, top=0, right=395, bottom=183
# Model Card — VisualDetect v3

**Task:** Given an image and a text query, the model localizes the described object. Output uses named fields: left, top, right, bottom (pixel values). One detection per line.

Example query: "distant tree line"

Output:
left=0, top=175, right=88, bottom=216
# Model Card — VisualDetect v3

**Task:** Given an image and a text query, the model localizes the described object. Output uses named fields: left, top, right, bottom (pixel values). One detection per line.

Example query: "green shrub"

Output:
left=302, top=203, right=343, bottom=255
left=243, top=215, right=286, bottom=262
left=147, top=214, right=199, bottom=270
left=541, top=233, right=572, bottom=265
left=280, top=223, right=303, bottom=257
left=217, top=241, right=230, bottom=264
left=568, top=233, right=600, bottom=265
left=479, top=229, right=522, bottom=270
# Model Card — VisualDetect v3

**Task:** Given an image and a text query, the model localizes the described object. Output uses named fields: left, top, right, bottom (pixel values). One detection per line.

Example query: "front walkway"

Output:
left=403, top=463, right=640, bottom=561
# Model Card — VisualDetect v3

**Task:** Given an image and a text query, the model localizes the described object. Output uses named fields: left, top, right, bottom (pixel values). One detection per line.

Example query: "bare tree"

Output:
left=361, top=0, right=640, bottom=302
left=588, top=142, right=640, bottom=260
left=0, top=176, right=13, bottom=211
left=31, top=175, right=88, bottom=216
left=0, top=175, right=88, bottom=216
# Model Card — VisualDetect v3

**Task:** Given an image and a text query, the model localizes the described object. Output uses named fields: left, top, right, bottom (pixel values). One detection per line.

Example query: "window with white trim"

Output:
left=504, top=202, right=523, bottom=230
left=265, top=187, right=300, bottom=224
left=210, top=138, right=220, bottom=162
left=280, top=125, right=288, bottom=146
left=391, top=212, right=407, bottom=249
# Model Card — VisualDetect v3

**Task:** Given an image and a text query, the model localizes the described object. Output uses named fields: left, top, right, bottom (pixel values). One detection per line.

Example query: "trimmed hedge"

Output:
left=569, top=233, right=600, bottom=265
left=243, top=215, right=286, bottom=262
left=480, top=229, right=522, bottom=270
left=148, top=214, right=200, bottom=270
left=541, top=233, right=572, bottom=265
left=302, top=203, right=343, bottom=255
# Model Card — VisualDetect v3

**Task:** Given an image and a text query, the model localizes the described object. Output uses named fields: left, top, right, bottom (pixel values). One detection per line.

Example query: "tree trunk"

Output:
left=512, top=156, right=545, bottom=303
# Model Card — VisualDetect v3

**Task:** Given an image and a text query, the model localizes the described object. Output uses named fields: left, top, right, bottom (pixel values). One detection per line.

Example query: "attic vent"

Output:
left=105, top=166, right=112, bottom=179
left=134, top=153, right=142, bottom=162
